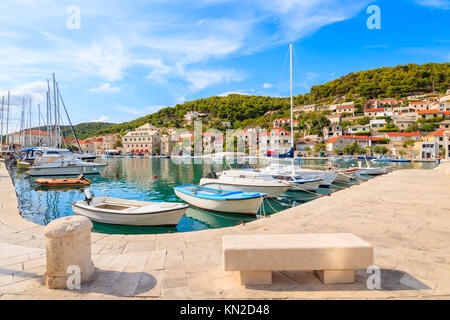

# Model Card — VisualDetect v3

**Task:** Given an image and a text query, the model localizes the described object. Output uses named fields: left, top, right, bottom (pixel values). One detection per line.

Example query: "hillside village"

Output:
left=5, top=62, right=450, bottom=160
left=33, top=89, right=448, bottom=160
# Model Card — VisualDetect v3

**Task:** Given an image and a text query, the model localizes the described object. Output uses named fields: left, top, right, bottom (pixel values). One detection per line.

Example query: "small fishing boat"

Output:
left=261, top=164, right=338, bottom=187
left=72, top=190, right=188, bottom=226
left=174, top=185, right=265, bottom=215
left=390, top=158, right=411, bottom=163
left=17, top=160, right=32, bottom=169
left=270, top=175, right=323, bottom=192
left=199, top=170, right=291, bottom=197
left=35, top=175, right=91, bottom=187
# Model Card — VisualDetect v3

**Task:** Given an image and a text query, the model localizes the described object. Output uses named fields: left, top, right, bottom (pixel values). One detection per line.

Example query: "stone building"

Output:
left=122, top=123, right=161, bottom=153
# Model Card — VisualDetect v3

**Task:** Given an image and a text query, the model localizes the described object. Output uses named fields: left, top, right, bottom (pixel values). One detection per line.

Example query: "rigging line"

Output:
left=263, top=196, right=280, bottom=214
left=292, top=46, right=309, bottom=104
left=275, top=46, right=291, bottom=105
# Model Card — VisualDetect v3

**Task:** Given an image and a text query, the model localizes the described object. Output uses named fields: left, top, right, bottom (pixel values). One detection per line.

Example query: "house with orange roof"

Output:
left=364, top=108, right=384, bottom=117
left=416, top=109, right=442, bottom=120
left=409, top=100, right=429, bottom=111
left=259, top=128, right=292, bottom=154
left=325, top=135, right=380, bottom=153
left=273, top=118, right=299, bottom=128
left=293, top=104, right=318, bottom=113
left=334, top=102, right=355, bottom=115
left=7, top=129, right=59, bottom=147
left=369, top=99, right=403, bottom=109
left=413, top=129, right=449, bottom=159
left=73, top=139, right=95, bottom=154
left=384, top=132, right=422, bottom=142
left=121, top=123, right=161, bottom=154
left=438, top=100, right=450, bottom=112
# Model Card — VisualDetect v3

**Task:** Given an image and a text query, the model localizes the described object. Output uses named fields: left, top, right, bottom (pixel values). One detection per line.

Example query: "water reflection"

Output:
left=8, top=157, right=437, bottom=234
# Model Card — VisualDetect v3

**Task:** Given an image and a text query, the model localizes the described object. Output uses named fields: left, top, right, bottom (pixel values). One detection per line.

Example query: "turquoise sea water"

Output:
left=8, top=157, right=437, bottom=234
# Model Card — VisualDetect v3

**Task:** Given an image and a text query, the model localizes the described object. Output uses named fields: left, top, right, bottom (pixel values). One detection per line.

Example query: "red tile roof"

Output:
left=377, top=99, right=402, bottom=103
left=365, top=108, right=384, bottom=112
left=410, top=101, right=427, bottom=104
left=336, top=105, right=354, bottom=110
left=417, top=109, right=441, bottom=115
left=386, top=132, right=422, bottom=137
left=325, top=136, right=341, bottom=144
left=425, top=129, right=447, bottom=138
left=270, top=128, right=291, bottom=135
left=325, top=135, right=377, bottom=144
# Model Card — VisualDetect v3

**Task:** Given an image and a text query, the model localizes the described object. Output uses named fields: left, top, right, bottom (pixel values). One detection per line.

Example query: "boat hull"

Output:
left=72, top=201, right=187, bottom=226
left=333, top=173, right=351, bottom=183
left=30, top=164, right=107, bottom=176
left=356, top=168, right=387, bottom=175
left=288, top=180, right=322, bottom=192
left=294, top=171, right=337, bottom=186
left=198, top=178, right=290, bottom=197
left=174, top=189, right=263, bottom=215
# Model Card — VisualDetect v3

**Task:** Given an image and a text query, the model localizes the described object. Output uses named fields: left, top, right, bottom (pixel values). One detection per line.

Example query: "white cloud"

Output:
left=114, top=105, right=145, bottom=116
left=0, top=0, right=373, bottom=106
left=92, top=115, right=109, bottom=122
left=185, top=69, right=245, bottom=90
left=263, top=83, right=274, bottom=88
left=89, top=83, right=121, bottom=93
left=218, top=91, right=251, bottom=97
left=0, top=81, right=47, bottom=107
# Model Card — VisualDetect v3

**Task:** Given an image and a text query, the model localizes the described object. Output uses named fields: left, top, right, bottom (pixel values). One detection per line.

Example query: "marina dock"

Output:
left=1, top=162, right=449, bottom=299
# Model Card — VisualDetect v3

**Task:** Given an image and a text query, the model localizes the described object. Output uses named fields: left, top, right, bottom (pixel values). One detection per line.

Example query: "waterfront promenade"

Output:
left=0, top=162, right=449, bottom=299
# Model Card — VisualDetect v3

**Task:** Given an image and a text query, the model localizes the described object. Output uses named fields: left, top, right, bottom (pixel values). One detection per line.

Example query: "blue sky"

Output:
left=0, top=0, right=449, bottom=126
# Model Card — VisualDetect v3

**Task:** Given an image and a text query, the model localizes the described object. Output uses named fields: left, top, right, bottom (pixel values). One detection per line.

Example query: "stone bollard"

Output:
left=43, top=216, right=95, bottom=289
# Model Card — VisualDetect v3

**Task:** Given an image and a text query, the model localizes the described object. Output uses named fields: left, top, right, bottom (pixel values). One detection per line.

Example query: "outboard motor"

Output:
left=205, top=171, right=218, bottom=179
left=84, top=189, right=95, bottom=205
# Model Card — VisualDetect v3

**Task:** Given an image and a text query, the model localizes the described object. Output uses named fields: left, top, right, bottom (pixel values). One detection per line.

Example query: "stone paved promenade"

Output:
left=0, top=162, right=449, bottom=299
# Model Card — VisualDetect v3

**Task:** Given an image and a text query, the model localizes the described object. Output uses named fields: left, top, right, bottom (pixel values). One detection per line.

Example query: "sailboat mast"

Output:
left=6, top=91, right=10, bottom=148
left=289, top=43, right=294, bottom=161
left=47, top=80, right=53, bottom=147
left=38, top=104, right=41, bottom=147
left=53, top=73, right=58, bottom=148
left=21, top=97, right=25, bottom=147
left=28, top=99, right=32, bottom=146
left=1, top=96, right=4, bottom=147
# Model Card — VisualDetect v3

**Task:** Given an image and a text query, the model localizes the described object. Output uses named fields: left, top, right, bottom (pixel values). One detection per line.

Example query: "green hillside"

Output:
left=310, top=62, right=449, bottom=102
left=91, top=62, right=449, bottom=137
left=59, top=122, right=115, bottom=140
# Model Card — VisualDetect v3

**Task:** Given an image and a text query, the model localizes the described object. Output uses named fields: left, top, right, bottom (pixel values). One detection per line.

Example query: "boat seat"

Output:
left=223, top=233, right=373, bottom=285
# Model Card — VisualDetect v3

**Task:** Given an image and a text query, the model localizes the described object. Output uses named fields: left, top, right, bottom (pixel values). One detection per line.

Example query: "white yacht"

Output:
left=30, top=148, right=107, bottom=176
left=261, top=164, right=338, bottom=187
left=199, top=169, right=291, bottom=197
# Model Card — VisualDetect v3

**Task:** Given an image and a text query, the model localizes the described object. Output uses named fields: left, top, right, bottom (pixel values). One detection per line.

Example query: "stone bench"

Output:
left=223, top=233, right=373, bottom=285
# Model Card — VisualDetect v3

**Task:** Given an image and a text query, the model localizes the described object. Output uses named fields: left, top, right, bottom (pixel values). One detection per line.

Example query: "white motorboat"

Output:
left=74, top=152, right=97, bottom=162
left=272, top=174, right=323, bottom=191
left=261, top=164, right=338, bottom=187
left=353, top=160, right=389, bottom=176
left=30, top=148, right=107, bottom=176
left=72, top=190, right=188, bottom=226
left=199, top=169, right=291, bottom=197
left=174, top=185, right=264, bottom=215
left=333, top=172, right=352, bottom=183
